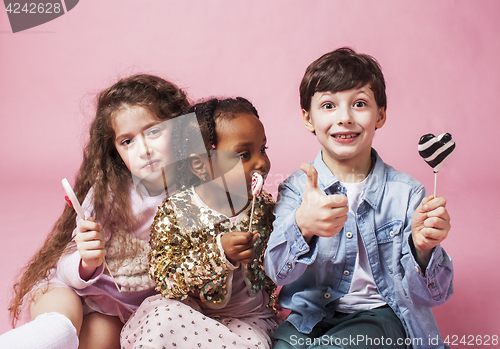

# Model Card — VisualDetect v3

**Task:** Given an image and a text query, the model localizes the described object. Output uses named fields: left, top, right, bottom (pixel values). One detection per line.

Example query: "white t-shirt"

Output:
left=333, top=175, right=387, bottom=313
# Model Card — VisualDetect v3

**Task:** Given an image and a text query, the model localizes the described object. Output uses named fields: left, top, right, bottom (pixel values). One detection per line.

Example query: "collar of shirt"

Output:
left=312, top=148, right=386, bottom=211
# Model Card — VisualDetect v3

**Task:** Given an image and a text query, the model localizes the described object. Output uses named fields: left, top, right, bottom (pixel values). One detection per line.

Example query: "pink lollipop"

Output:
left=251, top=172, right=263, bottom=197
left=249, top=173, right=264, bottom=232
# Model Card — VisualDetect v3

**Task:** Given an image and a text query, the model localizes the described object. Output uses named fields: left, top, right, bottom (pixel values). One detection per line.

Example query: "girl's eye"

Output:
left=354, top=101, right=367, bottom=108
left=121, top=138, right=133, bottom=146
left=322, top=102, right=335, bottom=110
left=238, top=152, right=250, bottom=159
left=261, top=146, right=268, bottom=154
left=146, top=127, right=162, bottom=137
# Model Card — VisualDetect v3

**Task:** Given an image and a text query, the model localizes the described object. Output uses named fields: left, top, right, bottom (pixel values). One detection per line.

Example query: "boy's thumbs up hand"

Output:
left=302, top=162, right=321, bottom=192
left=295, top=163, right=349, bottom=242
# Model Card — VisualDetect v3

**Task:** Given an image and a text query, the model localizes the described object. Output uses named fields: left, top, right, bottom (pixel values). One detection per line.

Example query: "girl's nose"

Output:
left=254, top=154, right=270, bottom=175
left=139, top=133, right=152, bottom=157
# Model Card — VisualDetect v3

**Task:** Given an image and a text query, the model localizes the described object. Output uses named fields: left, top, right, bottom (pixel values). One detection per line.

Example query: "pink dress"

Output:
left=120, top=187, right=279, bottom=349
left=53, top=183, right=166, bottom=323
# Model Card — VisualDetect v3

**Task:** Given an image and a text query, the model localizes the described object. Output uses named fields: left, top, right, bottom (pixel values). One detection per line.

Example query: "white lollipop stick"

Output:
left=249, top=173, right=263, bottom=232
left=62, top=178, right=121, bottom=293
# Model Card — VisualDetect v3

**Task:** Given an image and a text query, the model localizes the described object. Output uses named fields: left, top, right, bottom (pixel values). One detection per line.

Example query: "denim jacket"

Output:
left=264, top=149, right=453, bottom=348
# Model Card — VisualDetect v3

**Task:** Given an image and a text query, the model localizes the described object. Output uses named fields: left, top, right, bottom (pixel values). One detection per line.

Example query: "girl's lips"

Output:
left=142, top=160, right=160, bottom=169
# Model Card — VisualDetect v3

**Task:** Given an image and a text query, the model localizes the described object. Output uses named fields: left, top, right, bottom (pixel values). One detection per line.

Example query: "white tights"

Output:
left=0, top=312, right=78, bottom=349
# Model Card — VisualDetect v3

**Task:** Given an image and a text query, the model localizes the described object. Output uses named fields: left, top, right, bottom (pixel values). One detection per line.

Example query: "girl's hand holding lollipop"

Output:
left=62, top=178, right=121, bottom=292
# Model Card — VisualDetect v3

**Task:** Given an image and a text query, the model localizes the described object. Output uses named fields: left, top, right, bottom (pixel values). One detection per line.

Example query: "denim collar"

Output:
left=312, top=148, right=387, bottom=211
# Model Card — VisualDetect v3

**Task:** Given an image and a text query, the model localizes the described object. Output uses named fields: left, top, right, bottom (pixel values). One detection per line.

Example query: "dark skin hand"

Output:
left=221, top=230, right=260, bottom=265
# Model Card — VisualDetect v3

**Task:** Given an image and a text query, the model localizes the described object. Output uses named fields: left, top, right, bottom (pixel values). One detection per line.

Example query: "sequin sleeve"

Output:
left=242, top=190, right=278, bottom=310
left=149, top=188, right=231, bottom=303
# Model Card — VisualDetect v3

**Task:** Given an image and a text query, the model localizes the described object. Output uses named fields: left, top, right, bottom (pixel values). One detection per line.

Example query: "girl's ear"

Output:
left=189, top=154, right=208, bottom=181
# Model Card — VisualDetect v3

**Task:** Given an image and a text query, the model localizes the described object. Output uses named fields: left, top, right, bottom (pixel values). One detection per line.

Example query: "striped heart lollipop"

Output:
left=418, top=133, right=455, bottom=173
left=418, top=133, right=455, bottom=196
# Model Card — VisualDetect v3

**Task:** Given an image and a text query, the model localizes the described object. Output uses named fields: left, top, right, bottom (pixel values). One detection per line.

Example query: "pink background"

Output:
left=1, top=0, right=499, bottom=342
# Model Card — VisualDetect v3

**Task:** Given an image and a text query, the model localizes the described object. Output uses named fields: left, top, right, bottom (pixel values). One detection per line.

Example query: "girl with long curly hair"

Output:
left=0, top=74, right=190, bottom=349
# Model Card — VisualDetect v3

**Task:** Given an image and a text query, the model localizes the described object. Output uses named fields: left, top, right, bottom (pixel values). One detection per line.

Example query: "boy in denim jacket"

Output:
left=265, top=48, right=453, bottom=349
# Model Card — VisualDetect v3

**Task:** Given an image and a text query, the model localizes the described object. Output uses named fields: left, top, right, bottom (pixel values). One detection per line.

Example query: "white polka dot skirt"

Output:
left=121, top=295, right=278, bottom=349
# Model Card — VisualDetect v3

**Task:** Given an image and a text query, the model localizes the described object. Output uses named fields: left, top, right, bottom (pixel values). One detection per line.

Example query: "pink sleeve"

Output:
left=56, top=250, right=104, bottom=289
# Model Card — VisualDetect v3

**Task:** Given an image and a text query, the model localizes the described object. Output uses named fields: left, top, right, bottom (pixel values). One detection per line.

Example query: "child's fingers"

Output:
left=236, top=246, right=256, bottom=264
left=79, top=238, right=106, bottom=250
left=412, top=196, right=451, bottom=254
left=229, top=232, right=260, bottom=255
left=419, top=227, right=448, bottom=247
left=425, top=205, right=450, bottom=222
left=231, top=231, right=254, bottom=246
left=76, top=236, right=106, bottom=264
left=75, top=229, right=105, bottom=244
left=77, top=218, right=101, bottom=233
left=234, top=238, right=258, bottom=252
left=312, top=208, right=348, bottom=237
left=300, top=163, right=321, bottom=192
left=323, top=194, right=348, bottom=209
left=420, top=213, right=450, bottom=243
left=251, top=231, right=260, bottom=242
left=424, top=216, right=451, bottom=233
left=423, top=197, right=451, bottom=233
left=412, top=196, right=444, bottom=229
left=422, top=196, right=447, bottom=212
left=81, top=250, right=106, bottom=259
left=414, top=232, right=440, bottom=251
left=415, top=196, right=432, bottom=216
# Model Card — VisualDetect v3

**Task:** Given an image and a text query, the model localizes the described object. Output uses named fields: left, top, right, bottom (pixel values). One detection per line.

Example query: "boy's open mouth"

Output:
left=332, top=133, right=359, bottom=139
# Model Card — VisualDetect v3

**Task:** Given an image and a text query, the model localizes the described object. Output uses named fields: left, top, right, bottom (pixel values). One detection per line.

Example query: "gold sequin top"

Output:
left=150, top=187, right=277, bottom=309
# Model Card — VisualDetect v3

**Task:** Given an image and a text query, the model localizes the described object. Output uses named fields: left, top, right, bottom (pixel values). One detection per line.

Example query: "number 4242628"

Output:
left=5, top=2, right=62, bottom=14
left=444, top=335, right=498, bottom=346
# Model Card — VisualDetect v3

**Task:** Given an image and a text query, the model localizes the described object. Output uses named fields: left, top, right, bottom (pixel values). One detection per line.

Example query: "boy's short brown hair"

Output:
left=299, top=47, right=387, bottom=112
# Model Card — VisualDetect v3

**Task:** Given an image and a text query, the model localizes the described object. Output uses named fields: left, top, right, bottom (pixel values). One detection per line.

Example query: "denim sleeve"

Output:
left=403, top=186, right=454, bottom=307
left=264, top=176, right=319, bottom=286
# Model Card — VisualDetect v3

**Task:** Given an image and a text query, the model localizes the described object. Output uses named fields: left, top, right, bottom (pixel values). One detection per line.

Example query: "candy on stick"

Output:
left=62, top=178, right=121, bottom=293
left=248, top=172, right=263, bottom=232
left=418, top=133, right=455, bottom=197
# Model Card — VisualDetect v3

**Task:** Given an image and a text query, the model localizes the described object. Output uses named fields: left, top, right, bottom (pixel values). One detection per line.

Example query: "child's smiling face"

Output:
left=302, top=84, right=386, bottom=171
